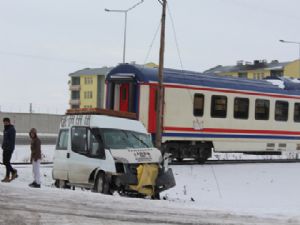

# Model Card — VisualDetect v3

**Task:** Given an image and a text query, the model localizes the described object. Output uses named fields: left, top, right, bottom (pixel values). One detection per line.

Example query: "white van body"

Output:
left=52, top=114, right=175, bottom=196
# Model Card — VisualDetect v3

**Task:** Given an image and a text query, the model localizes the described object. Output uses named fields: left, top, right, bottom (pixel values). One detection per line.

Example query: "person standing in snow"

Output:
left=1, top=117, right=17, bottom=182
left=29, top=128, right=41, bottom=188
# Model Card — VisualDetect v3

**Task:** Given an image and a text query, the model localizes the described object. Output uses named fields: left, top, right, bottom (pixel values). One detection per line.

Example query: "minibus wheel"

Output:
left=55, top=179, right=68, bottom=189
left=95, top=172, right=109, bottom=194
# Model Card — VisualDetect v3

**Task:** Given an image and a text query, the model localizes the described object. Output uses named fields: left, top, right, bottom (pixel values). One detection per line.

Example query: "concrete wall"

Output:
left=0, top=112, right=62, bottom=144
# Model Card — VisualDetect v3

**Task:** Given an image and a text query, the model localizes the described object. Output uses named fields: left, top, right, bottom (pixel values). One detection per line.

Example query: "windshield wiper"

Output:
left=130, top=132, right=150, bottom=148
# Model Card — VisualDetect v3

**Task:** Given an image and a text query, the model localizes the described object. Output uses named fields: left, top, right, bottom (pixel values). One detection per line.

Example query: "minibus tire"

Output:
left=55, top=179, right=67, bottom=189
left=95, top=172, right=109, bottom=194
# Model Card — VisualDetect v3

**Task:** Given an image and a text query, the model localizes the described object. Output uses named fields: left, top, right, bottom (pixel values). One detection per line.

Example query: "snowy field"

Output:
left=3, top=145, right=300, bottom=164
left=0, top=146, right=300, bottom=224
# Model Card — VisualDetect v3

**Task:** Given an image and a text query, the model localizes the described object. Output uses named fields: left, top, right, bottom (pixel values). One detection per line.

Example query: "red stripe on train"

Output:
left=163, top=127, right=300, bottom=136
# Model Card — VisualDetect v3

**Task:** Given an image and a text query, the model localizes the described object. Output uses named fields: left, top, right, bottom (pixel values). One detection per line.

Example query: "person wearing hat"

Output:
left=29, top=128, right=41, bottom=188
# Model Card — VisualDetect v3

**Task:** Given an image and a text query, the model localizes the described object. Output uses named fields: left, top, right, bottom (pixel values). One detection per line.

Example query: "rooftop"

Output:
left=69, top=67, right=113, bottom=77
left=204, top=60, right=291, bottom=74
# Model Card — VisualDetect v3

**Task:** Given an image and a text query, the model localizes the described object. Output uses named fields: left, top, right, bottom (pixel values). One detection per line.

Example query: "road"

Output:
left=1, top=163, right=300, bottom=225
left=0, top=183, right=298, bottom=225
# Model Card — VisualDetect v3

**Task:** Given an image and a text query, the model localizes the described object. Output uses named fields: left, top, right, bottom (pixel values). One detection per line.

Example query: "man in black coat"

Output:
left=1, top=117, right=17, bottom=182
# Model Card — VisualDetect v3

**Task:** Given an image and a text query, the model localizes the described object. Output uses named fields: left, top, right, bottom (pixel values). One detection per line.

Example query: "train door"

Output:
left=107, top=79, right=137, bottom=113
left=119, top=83, right=129, bottom=112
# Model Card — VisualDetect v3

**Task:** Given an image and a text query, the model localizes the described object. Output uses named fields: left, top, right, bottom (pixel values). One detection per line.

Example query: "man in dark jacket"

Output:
left=1, top=118, right=17, bottom=182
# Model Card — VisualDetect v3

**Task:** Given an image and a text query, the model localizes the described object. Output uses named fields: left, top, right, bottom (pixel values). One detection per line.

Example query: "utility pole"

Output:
left=155, top=0, right=167, bottom=149
left=29, top=103, right=33, bottom=113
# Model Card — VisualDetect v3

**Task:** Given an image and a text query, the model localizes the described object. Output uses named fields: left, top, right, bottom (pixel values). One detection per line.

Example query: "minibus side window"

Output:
left=56, top=129, right=69, bottom=150
left=71, top=127, right=88, bottom=154
left=89, top=129, right=105, bottom=159
left=71, top=127, right=105, bottom=158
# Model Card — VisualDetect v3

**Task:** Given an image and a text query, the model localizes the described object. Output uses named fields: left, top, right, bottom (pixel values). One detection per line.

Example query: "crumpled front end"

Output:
left=129, top=164, right=159, bottom=196
left=114, top=163, right=176, bottom=197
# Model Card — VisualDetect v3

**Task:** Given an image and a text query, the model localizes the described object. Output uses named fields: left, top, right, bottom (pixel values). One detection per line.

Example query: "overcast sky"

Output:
left=0, top=0, right=299, bottom=114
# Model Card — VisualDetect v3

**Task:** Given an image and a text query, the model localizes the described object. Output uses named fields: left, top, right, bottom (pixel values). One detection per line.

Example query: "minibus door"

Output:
left=53, top=129, right=70, bottom=180
left=68, top=127, right=107, bottom=184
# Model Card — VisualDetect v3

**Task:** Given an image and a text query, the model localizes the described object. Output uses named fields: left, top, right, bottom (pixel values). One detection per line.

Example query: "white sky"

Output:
left=0, top=0, right=299, bottom=114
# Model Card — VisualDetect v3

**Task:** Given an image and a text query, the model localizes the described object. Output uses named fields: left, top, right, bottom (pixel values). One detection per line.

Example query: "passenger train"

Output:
left=105, top=63, right=300, bottom=162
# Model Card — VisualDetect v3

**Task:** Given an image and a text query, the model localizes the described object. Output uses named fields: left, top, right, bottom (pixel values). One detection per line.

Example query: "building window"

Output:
left=84, top=91, right=93, bottom=99
left=211, top=95, right=227, bottom=118
left=294, top=103, right=300, bottom=122
left=71, top=91, right=80, bottom=100
left=275, top=101, right=288, bottom=121
left=84, top=77, right=93, bottom=85
left=238, top=72, right=248, bottom=78
left=255, top=99, right=269, bottom=120
left=72, top=77, right=80, bottom=85
left=193, top=94, right=204, bottom=117
left=234, top=97, right=249, bottom=119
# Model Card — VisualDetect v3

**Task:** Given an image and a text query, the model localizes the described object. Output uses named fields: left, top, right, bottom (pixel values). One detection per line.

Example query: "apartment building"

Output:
left=69, top=67, right=112, bottom=109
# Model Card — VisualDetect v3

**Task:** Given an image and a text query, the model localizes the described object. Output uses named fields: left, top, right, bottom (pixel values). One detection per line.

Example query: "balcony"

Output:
left=69, top=85, right=81, bottom=91
left=69, top=99, right=80, bottom=105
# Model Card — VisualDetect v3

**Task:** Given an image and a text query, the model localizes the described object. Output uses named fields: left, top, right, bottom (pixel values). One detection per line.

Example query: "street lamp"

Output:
left=105, top=0, right=144, bottom=63
left=279, top=39, right=300, bottom=77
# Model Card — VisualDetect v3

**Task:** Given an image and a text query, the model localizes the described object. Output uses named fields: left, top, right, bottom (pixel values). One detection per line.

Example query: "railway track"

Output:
left=2, top=158, right=300, bottom=166
left=170, top=158, right=300, bottom=165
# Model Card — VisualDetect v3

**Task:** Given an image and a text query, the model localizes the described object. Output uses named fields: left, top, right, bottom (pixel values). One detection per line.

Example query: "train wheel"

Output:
left=176, top=157, right=183, bottom=162
left=197, top=157, right=207, bottom=164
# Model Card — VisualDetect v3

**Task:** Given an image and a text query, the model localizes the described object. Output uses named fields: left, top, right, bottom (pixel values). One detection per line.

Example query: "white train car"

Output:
left=105, top=64, right=300, bottom=162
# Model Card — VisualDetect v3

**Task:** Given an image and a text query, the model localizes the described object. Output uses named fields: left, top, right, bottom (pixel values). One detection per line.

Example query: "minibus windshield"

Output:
left=99, top=129, right=153, bottom=149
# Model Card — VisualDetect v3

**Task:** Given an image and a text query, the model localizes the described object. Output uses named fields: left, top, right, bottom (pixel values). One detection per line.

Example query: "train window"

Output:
left=255, top=99, right=269, bottom=120
left=234, top=98, right=249, bottom=119
left=294, top=103, right=300, bottom=122
left=275, top=101, right=288, bottom=121
left=211, top=95, right=227, bottom=118
left=193, top=94, right=204, bottom=117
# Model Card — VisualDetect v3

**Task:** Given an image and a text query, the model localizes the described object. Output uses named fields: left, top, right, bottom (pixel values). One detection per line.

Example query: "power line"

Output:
left=167, top=3, right=184, bottom=71
left=143, top=20, right=161, bottom=65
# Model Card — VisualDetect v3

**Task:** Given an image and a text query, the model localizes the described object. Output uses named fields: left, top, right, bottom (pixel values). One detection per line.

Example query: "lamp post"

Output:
left=279, top=39, right=300, bottom=77
left=105, top=0, right=144, bottom=63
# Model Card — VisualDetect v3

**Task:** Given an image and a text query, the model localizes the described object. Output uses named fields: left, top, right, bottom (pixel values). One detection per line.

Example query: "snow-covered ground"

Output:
left=4, top=145, right=300, bottom=164
left=1, top=163, right=300, bottom=224
left=1, top=146, right=300, bottom=224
